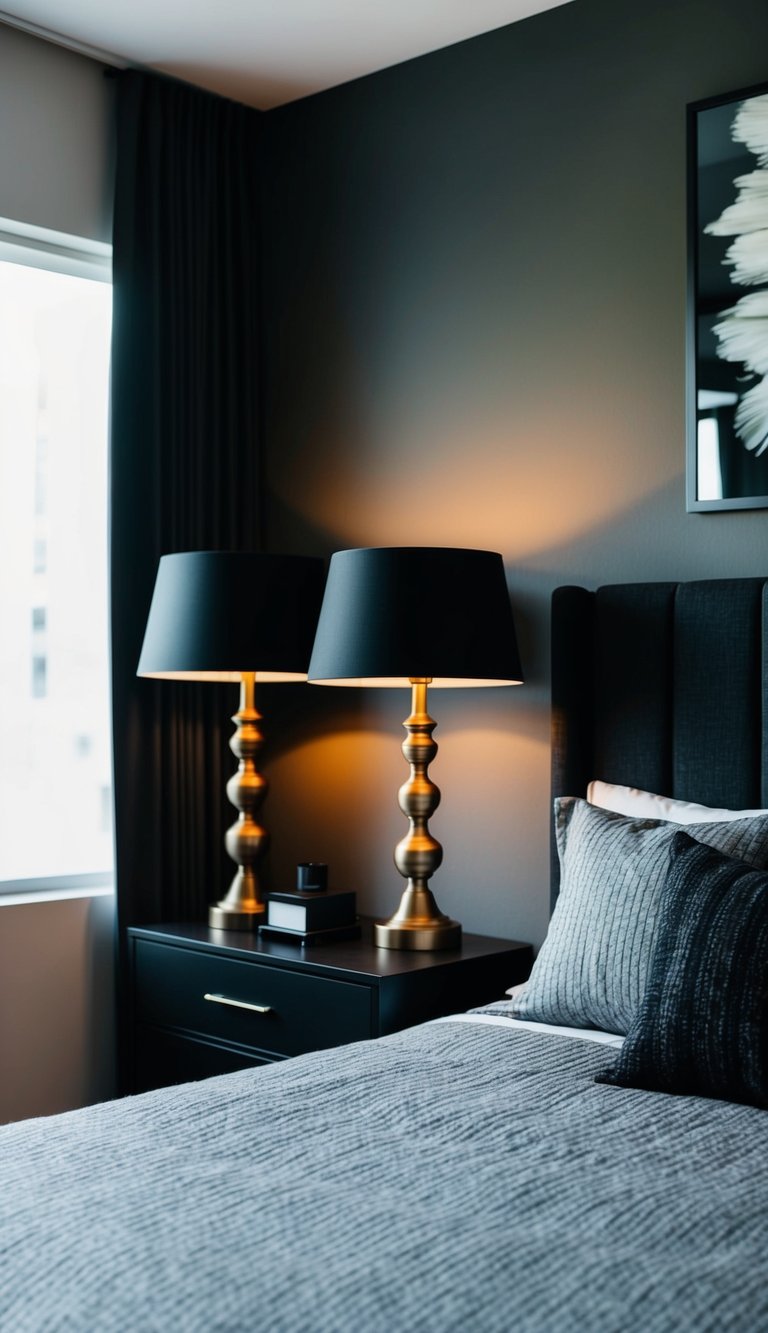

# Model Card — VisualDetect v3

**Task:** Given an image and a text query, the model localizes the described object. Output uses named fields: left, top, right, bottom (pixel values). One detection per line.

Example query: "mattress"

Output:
left=1, top=1013, right=766, bottom=1332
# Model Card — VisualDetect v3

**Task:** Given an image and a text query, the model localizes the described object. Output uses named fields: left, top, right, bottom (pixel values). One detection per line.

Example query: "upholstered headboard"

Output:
left=550, top=578, right=768, bottom=906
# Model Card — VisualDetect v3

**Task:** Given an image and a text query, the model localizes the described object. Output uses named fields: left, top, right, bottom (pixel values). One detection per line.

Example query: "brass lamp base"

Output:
left=209, top=907, right=265, bottom=930
left=375, top=679, right=462, bottom=951
left=209, top=866, right=267, bottom=931
left=374, top=897, right=461, bottom=951
left=208, top=673, right=269, bottom=933
left=209, top=905, right=265, bottom=930
left=209, top=900, right=266, bottom=931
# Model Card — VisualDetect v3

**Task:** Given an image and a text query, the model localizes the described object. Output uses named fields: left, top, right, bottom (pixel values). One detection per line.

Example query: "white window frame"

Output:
left=0, top=216, right=111, bottom=283
left=0, top=218, right=113, bottom=901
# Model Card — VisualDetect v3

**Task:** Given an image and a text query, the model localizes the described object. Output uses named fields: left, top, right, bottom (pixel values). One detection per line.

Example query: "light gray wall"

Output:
left=0, top=23, right=112, bottom=241
left=0, top=24, right=115, bottom=1121
left=262, top=0, right=768, bottom=949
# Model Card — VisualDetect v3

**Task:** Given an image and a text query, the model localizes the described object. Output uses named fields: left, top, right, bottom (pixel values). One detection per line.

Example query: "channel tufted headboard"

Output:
left=550, top=578, right=768, bottom=907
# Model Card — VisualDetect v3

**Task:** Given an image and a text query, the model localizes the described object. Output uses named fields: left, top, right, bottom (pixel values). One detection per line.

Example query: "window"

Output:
left=0, top=220, right=113, bottom=891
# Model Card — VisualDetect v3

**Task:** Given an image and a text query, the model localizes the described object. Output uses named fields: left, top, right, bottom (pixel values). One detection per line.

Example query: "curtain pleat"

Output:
left=110, top=70, right=263, bottom=1049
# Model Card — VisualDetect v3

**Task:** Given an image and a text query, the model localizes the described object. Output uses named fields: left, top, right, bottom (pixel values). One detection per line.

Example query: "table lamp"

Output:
left=307, top=547, right=523, bottom=950
left=137, top=550, right=324, bottom=930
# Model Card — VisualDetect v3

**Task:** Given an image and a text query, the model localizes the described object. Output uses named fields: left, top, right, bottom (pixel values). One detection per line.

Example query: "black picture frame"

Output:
left=687, top=80, right=768, bottom=512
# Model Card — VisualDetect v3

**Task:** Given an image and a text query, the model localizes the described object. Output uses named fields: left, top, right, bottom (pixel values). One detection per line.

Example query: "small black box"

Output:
left=264, top=888, right=356, bottom=934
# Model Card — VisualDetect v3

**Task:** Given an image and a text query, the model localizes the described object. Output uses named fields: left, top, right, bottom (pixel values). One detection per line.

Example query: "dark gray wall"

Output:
left=262, top=0, right=768, bottom=948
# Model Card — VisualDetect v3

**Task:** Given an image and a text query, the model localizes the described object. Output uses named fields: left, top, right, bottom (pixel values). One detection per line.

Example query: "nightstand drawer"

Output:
left=134, top=939, right=373, bottom=1058
left=135, top=1025, right=271, bottom=1092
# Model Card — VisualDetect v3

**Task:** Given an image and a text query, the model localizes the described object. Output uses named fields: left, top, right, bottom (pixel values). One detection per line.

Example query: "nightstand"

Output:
left=127, top=921, right=532, bottom=1093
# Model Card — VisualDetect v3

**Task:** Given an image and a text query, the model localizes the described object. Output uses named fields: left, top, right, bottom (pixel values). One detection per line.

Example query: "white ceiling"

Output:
left=0, top=0, right=573, bottom=109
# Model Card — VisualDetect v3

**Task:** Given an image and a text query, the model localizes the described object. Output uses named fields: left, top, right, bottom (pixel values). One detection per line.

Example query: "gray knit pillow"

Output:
left=595, top=833, right=768, bottom=1108
left=510, top=799, right=768, bottom=1035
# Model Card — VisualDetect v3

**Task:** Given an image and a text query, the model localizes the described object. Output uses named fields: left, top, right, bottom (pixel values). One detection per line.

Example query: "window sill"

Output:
left=0, top=884, right=114, bottom=908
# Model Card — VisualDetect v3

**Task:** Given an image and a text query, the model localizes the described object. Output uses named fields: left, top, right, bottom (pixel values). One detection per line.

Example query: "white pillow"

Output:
left=587, top=780, right=768, bottom=825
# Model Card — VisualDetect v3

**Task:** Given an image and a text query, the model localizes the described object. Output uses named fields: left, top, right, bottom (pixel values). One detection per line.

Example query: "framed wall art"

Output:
left=687, top=80, right=768, bottom=511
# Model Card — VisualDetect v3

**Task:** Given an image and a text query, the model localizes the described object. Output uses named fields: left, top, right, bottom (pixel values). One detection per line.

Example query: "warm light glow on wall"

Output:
left=265, top=727, right=403, bottom=902
left=270, top=399, right=681, bottom=559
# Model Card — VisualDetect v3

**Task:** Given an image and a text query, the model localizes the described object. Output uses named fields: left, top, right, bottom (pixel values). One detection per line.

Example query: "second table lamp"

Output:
left=307, top=546, right=523, bottom=950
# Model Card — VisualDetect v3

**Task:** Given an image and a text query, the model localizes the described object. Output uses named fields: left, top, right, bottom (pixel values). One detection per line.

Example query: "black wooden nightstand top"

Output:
left=129, top=918, right=530, bottom=984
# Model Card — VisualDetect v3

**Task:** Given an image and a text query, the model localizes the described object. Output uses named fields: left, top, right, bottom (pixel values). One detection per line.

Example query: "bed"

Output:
left=2, top=577, right=767, bottom=1332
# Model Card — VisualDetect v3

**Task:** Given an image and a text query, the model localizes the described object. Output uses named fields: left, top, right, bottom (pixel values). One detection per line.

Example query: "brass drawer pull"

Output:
left=203, top=992, right=272, bottom=1015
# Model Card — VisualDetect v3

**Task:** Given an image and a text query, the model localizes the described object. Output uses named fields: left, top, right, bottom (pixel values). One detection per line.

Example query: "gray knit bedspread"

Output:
left=2, top=1014, right=767, bottom=1333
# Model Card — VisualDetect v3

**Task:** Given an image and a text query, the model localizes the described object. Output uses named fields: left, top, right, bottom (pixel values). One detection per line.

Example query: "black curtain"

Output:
left=110, top=71, right=263, bottom=964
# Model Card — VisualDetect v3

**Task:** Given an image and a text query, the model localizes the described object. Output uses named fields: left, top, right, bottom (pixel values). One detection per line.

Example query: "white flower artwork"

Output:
left=705, top=94, right=768, bottom=458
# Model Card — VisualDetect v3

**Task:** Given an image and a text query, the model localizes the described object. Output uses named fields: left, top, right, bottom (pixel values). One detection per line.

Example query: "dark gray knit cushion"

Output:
left=596, top=833, right=768, bottom=1108
left=510, top=799, right=768, bottom=1035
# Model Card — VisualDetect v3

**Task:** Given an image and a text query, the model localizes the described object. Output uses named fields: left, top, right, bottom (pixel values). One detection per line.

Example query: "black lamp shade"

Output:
left=137, top=551, right=325, bottom=680
left=307, top=547, right=523, bottom=687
